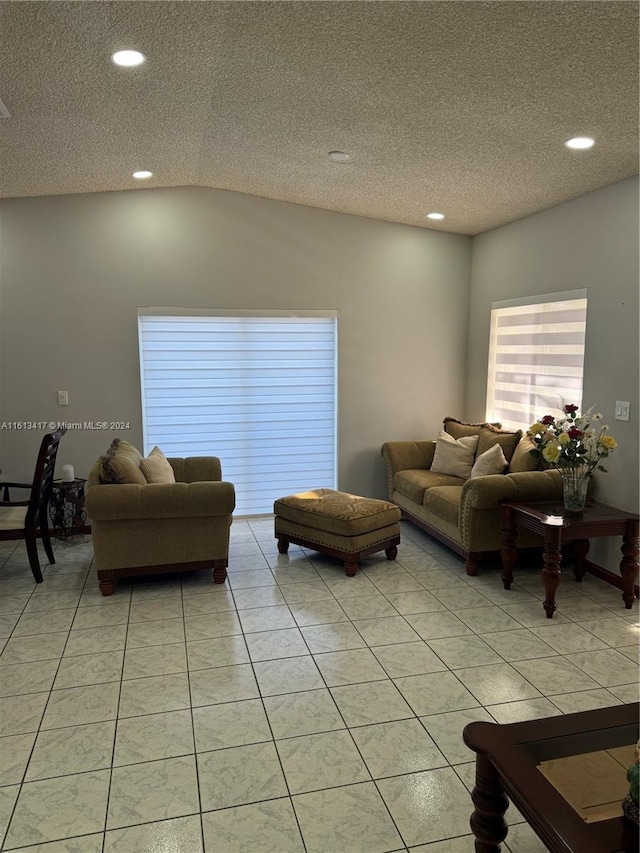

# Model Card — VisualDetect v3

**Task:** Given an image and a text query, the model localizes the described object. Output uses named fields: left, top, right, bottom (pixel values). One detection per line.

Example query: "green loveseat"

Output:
left=382, top=419, right=563, bottom=575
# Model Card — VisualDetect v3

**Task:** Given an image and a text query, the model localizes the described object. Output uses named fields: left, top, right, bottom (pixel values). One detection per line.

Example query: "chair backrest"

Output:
left=24, top=430, right=66, bottom=525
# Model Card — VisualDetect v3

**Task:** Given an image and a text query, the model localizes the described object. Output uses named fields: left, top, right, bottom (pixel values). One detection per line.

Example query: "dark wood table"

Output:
left=463, top=702, right=640, bottom=853
left=501, top=499, right=639, bottom=618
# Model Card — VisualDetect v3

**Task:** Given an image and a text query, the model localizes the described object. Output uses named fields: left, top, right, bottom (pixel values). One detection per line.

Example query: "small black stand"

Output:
left=49, top=478, right=87, bottom=540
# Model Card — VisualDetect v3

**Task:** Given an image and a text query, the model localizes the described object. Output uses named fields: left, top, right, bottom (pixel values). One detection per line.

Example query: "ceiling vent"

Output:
left=0, top=98, right=11, bottom=118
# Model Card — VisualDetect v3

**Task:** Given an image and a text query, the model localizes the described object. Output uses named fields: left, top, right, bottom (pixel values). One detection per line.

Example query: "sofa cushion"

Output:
left=274, top=489, right=400, bottom=537
left=471, top=443, right=508, bottom=477
left=431, top=431, right=479, bottom=479
left=99, top=439, right=146, bottom=485
left=508, top=436, right=542, bottom=473
left=423, top=486, right=462, bottom=527
left=394, top=469, right=466, bottom=504
left=140, top=446, right=176, bottom=484
left=476, top=426, right=522, bottom=463
left=443, top=417, right=501, bottom=440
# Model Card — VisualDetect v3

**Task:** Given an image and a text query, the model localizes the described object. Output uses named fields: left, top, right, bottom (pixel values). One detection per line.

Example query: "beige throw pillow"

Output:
left=509, top=436, right=542, bottom=473
left=471, top=443, right=508, bottom=477
left=431, top=430, right=479, bottom=479
left=99, top=439, right=146, bottom=485
left=476, top=426, right=522, bottom=463
left=140, top=446, right=176, bottom=484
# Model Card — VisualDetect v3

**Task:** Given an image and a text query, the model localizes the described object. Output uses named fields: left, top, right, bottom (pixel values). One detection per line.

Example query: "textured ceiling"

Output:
left=0, top=1, right=638, bottom=235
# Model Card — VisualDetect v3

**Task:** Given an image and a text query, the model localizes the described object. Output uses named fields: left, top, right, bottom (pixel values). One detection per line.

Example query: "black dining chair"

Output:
left=0, top=430, right=66, bottom=582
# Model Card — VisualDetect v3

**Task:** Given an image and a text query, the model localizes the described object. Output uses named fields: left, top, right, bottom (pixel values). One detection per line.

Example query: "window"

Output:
left=486, top=291, right=587, bottom=431
left=138, top=310, right=337, bottom=515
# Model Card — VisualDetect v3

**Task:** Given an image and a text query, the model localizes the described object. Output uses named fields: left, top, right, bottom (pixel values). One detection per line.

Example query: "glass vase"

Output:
left=559, top=466, right=589, bottom=514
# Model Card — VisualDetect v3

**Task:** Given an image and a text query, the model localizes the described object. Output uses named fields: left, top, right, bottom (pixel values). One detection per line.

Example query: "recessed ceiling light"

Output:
left=564, top=136, right=595, bottom=150
left=426, top=212, right=445, bottom=220
left=111, top=50, right=146, bottom=67
left=328, top=151, right=350, bottom=162
left=132, top=170, right=153, bottom=179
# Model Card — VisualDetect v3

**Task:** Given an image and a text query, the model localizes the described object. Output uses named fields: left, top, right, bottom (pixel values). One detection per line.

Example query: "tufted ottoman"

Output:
left=274, top=488, right=401, bottom=576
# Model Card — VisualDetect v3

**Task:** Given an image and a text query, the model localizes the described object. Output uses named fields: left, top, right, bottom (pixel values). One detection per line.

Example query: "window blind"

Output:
left=138, top=312, right=337, bottom=515
left=486, top=294, right=587, bottom=431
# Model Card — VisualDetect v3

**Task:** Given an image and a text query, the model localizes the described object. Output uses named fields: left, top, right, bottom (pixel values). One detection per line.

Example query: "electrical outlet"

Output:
left=57, top=390, right=69, bottom=406
left=615, top=401, right=630, bottom=421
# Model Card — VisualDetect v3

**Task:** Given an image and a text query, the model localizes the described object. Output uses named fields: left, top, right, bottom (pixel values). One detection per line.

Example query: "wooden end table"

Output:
left=501, top=499, right=639, bottom=618
left=463, top=702, right=640, bottom=853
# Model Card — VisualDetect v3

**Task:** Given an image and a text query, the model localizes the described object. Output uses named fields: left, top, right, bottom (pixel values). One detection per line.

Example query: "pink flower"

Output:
left=563, top=404, right=579, bottom=414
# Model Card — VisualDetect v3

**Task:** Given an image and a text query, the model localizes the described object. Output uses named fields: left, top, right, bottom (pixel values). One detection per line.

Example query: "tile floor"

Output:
left=0, top=519, right=638, bottom=852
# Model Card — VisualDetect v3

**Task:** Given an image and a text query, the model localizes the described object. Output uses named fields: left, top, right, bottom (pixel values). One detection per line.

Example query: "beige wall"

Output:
left=0, top=186, right=472, bottom=502
left=467, top=176, right=639, bottom=570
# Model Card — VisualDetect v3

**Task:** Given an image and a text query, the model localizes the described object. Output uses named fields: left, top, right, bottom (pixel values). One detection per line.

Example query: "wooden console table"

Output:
left=501, top=499, right=639, bottom=618
left=463, top=702, right=640, bottom=853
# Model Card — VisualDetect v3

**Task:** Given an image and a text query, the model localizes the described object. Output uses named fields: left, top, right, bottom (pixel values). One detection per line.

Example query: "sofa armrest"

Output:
left=381, top=441, right=436, bottom=499
left=168, top=457, right=222, bottom=483
left=87, top=480, right=235, bottom=521
left=461, top=469, right=563, bottom=511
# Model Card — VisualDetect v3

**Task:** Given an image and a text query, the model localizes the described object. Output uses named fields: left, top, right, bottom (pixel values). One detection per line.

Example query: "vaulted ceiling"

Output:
left=0, top=1, right=637, bottom=234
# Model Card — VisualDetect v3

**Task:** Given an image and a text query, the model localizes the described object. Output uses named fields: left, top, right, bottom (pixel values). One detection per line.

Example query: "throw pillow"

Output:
left=476, top=426, right=522, bottom=463
left=140, top=446, right=176, bottom=484
left=443, top=417, right=502, bottom=440
left=99, top=438, right=147, bottom=485
left=471, top=443, right=508, bottom=477
left=431, top=430, right=479, bottom=479
left=509, top=436, right=542, bottom=473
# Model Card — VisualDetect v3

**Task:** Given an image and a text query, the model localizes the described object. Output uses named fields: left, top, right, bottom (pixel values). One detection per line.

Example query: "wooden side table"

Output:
left=49, top=478, right=87, bottom=540
left=501, top=499, right=639, bottom=618
left=463, top=703, right=640, bottom=853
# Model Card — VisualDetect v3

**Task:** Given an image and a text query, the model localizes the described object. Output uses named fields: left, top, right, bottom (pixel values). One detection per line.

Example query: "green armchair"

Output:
left=86, top=455, right=235, bottom=595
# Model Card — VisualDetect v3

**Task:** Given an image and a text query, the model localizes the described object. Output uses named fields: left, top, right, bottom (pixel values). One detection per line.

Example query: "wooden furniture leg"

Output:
left=343, top=559, right=358, bottom=577
left=542, top=527, right=562, bottom=618
left=572, top=538, right=590, bottom=582
left=500, top=506, right=517, bottom=590
left=277, top=537, right=290, bottom=554
left=470, top=752, right=509, bottom=853
left=25, top=530, right=44, bottom=583
left=39, top=505, right=56, bottom=565
left=385, top=544, right=397, bottom=560
left=465, top=552, right=479, bottom=576
left=212, top=559, right=228, bottom=584
left=98, top=571, right=115, bottom=596
left=620, top=519, right=639, bottom=609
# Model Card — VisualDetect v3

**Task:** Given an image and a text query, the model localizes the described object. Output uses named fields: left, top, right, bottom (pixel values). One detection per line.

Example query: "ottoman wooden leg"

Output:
left=385, top=545, right=397, bottom=561
left=277, top=537, right=290, bottom=554
left=344, top=559, right=358, bottom=577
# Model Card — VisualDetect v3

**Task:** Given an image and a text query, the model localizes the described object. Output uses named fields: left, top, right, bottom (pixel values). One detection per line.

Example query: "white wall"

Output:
left=467, top=177, right=639, bottom=570
left=0, top=186, right=472, bottom=503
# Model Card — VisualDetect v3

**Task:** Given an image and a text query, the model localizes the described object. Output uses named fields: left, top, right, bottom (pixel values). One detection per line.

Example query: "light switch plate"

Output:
left=614, top=401, right=630, bottom=421
left=57, top=390, right=69, bottom=406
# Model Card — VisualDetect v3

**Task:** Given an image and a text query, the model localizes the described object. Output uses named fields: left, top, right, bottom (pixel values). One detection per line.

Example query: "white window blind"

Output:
left=138, top=311, right=337, bottom=515
left=486, top=292, right=587, bottom=431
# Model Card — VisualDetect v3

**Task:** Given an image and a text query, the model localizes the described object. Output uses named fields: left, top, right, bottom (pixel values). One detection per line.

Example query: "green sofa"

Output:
left=86, top=454, right=235, bottom=595
left=381, top=421, right=563, bottom=575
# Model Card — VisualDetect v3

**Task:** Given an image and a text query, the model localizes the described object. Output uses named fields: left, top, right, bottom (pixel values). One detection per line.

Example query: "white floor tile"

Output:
left=1, top=522, right=634, bottom=853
